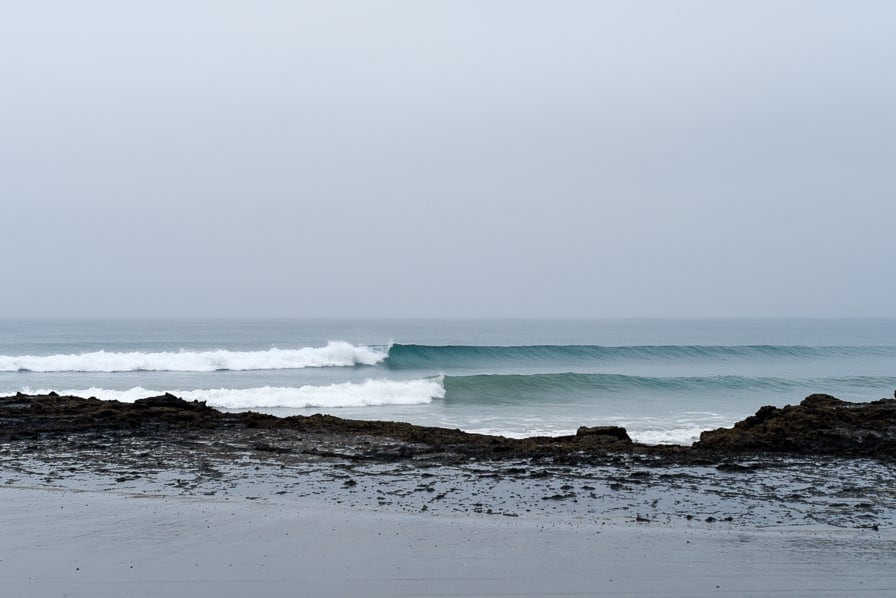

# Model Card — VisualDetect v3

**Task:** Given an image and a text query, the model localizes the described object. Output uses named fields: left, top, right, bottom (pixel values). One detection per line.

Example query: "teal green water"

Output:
left=1, top=319, right=894, bottom=444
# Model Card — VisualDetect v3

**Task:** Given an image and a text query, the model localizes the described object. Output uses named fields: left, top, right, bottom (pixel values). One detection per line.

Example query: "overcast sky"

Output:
left=2, top=1, right=894, bottom=317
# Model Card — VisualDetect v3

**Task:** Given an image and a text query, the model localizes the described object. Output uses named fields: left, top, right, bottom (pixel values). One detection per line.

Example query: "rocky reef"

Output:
left=1, top=392, right=894, bottom=462
left=695, top=393, right=896, bottom=457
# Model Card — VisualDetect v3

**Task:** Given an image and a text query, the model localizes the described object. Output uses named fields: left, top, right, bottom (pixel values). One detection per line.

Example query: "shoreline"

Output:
left=3, top=392, right=896, bottom=595
left=2, top=392, right=894, bottom=529
left=3, top=391, right=896, bottom=461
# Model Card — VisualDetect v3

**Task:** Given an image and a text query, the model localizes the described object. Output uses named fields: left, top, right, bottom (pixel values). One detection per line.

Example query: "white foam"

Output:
left=461, top=426, right=708, bottom=444
left=628, top=427, right=708, bottom=445
left=0, top=341, right=387, bottom=372
left=22, top=377, right=445, bottom=410
left=462, top=427, right=578, bottom=439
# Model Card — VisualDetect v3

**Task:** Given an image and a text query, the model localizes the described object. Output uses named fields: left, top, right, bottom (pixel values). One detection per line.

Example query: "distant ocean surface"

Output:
left=2, top=318, right=895, bottom=445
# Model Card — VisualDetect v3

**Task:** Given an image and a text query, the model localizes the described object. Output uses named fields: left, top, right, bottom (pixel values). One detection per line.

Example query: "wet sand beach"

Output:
left=1, top=486, right=893, bottom=597
left=1, top=393, right=895, bottom=596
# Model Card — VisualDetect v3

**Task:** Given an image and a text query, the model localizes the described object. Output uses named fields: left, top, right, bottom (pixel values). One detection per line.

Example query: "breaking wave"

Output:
left=22, top=377, right=445, bottom=409
left=439, top=373, right=896, bottom=403
left=385, top=343, right=896, bottom=369
left=20, top=372, right=894, bottom=411
left=8, top=342, right=894, bottom=374
left=0, top=341, right=387, bottom=373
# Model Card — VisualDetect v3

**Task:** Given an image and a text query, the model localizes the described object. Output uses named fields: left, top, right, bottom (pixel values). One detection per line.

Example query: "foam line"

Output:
left=21, top=377, right=445, bottom=409
left=1, top=341, right=387, bottom=372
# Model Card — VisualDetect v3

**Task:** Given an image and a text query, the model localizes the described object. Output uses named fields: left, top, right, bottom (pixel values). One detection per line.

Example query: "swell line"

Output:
left=0, top=341, right=387, bottom=372
left=385, top=343, right=896, bottom=369
left=17, top=377, right=445, bottom=409
left=441, top=372, right=896, bottom=403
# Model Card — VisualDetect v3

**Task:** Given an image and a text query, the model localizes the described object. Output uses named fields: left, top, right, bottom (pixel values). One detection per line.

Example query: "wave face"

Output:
left=442, top=373, right=896, bottom=403
left=45, top=372, right=890, bottom=412
left=26, top=377, right=444, bottom=409
left=0, top=341, right=387, bottom=373
left=384, top=343, right=896, bottom=369
left=8, top=341, right=892, bottom=374
left=6, top=316, right=896, bottom=446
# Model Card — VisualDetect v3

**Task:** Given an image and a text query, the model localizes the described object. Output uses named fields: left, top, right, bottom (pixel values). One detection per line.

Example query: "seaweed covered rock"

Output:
left=134, top=393, right=212, bottom=411
left=3, top=391, right=896, bottom=461
left=694, top=394, right=896, bottom=457
left=575, top=425, right=632, bottom=444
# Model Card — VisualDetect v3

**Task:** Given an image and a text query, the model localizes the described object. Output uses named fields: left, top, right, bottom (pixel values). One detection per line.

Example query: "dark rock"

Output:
left=3, top=392, right=896, bottom=462
left=542, top=493, right=576, bottom=501
left=695, top=394, right=896, bottom=457
left=575, top=425, right=632, bottom=443
left=502, top=467, right=527, bottom=475
left=134, top=393, right=210, bottom=411
left=252, top=443, right=291, bottom=454
left=716, top=462, right=757, bottom=472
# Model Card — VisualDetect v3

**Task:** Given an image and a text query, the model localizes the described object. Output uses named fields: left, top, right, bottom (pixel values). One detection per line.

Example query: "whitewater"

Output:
left=0, top=341, right=387, bottom=372
left=2, top=318, right=894, bottom=444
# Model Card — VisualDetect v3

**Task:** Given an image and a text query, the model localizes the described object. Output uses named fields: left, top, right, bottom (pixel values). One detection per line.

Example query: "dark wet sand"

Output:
left=2, top=393, right=896, bottom=596
left=1, top=487, right=893, bottom=598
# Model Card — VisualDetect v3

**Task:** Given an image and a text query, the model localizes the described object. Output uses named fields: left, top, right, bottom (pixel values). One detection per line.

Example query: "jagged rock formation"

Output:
left=2, top=392, right=895, bottom=462
left=694, top=393, right=896, bottom=457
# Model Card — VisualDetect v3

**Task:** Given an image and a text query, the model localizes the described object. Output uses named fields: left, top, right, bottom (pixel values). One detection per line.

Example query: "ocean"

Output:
left=1, top=318, right=894, bottom=444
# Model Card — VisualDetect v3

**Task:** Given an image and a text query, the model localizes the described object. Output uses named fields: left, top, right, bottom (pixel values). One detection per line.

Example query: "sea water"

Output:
left=1, top=318, right=894, bottom=444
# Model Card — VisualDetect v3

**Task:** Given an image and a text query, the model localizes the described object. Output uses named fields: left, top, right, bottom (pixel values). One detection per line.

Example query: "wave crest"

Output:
left=21, top=377, right=445, bottom=409
left=0, top=341, right=387, bottom=373
left=385, top=343, right=896, bottom=369
left=441, top=372, right=896, bottom=403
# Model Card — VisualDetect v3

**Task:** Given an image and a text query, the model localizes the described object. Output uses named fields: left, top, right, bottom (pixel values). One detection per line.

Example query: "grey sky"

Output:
left=2, top=1, right=894, bottom=317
